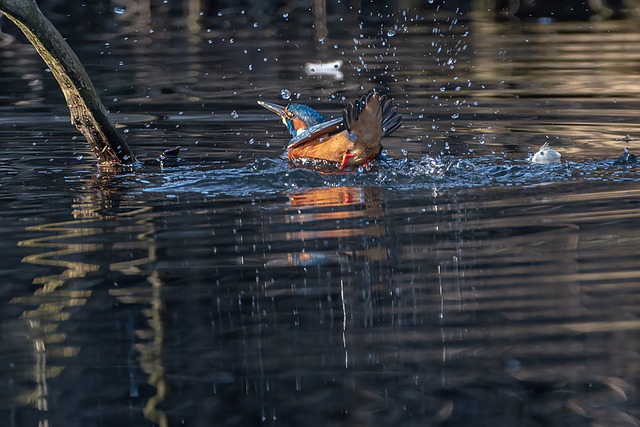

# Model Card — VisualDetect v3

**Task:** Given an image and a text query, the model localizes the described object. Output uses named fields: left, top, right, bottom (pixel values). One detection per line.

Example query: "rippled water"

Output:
left=2, top=2, right=640, bottom=426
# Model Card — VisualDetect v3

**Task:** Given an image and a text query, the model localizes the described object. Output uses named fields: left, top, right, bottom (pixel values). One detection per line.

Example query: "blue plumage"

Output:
left=284, top=104, right=325, bottom=136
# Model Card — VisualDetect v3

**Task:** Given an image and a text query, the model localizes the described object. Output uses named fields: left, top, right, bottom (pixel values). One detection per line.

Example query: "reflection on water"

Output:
left=3, top=2, right=640, bottom=426
left=3, top=175, right=169, bottom=426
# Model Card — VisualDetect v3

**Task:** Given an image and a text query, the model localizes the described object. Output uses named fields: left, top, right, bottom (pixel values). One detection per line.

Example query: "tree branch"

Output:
left=0, top=0, right=137, bottom=165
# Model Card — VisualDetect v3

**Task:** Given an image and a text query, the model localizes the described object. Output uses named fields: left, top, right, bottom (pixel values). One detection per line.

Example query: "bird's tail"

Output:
left=343, top=92, right=402, bottom=139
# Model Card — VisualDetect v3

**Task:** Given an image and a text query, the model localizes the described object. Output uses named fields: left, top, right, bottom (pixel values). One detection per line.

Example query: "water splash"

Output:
left=137, top=152, right=635, bottom=198
left=530, top=142, right=562, bottom=164
left=280, top=89, right=291, bottom=100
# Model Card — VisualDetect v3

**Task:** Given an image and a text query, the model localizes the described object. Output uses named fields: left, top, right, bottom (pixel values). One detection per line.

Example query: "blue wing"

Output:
left=287, top=117, right=344, bottom=149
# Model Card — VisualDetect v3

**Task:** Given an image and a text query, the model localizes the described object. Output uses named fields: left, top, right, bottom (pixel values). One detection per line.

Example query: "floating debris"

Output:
left=304, top=60, right=343, bottom=79
left=530, top=142, right=561, bottom=164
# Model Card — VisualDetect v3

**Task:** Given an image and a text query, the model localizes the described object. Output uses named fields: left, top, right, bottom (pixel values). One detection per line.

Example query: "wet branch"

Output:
left=0, top=0, right=136, bottom=165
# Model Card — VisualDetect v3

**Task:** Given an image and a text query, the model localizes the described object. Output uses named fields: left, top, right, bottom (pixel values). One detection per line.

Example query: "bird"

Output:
left=258, top=92, right=402, bottom=170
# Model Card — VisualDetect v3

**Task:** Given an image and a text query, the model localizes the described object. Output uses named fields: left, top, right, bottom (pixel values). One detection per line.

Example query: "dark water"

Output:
left=2, top=2, right=640, bottom=426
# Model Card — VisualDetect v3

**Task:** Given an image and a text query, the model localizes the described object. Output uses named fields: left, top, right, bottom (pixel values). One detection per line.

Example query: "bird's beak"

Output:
left=257, top=100, right=287, bottom=118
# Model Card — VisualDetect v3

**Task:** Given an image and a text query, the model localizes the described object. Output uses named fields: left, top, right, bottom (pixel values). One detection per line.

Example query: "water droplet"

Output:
left=387, top=28, right=396, bottom=37
left=113, top=6, right=125, bottom=15
left=280, top=89, right=291, bottom=100
left=231, top=110, right=239, bottom=119
left=282, top=13, right=289, bottom=19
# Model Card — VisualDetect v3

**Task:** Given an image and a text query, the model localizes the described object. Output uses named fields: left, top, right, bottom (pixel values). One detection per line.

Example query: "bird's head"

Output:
left=258, top=100, right=324, bottom=137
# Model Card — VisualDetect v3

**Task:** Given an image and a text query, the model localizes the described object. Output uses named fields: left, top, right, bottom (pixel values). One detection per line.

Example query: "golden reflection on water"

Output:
left=11, top=174, right=168, bottom=427
left=11, top=216, right=97, bottom=424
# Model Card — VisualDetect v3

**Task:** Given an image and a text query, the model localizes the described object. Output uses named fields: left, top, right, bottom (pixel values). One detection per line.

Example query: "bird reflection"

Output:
left=265, top=186, right=388, bottom=270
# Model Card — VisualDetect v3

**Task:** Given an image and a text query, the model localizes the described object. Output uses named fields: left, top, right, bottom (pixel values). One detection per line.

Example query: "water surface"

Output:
left=2, top=3, right=640, bottom=426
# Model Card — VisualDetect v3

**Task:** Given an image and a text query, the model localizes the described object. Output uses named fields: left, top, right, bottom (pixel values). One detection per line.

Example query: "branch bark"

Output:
left=0, top=0, right=137, bottom=165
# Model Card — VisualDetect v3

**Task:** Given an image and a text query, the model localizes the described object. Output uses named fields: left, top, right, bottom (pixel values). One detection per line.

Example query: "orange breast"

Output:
left=288, top=131, right=353, bottom=164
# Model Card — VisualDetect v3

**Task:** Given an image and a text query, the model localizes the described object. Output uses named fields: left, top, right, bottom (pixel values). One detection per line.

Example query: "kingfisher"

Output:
left=258, top=92, right=402, bottom=169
